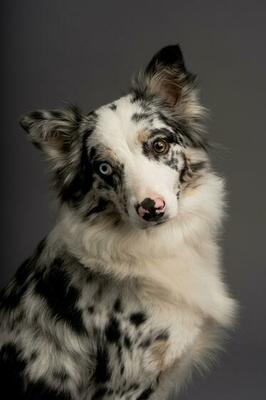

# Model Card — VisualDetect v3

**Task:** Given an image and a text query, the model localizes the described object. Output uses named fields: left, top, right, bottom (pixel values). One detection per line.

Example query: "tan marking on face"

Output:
left=101, top=148, right=118, bottom=161
left=137, top=129, right=150, bottom=144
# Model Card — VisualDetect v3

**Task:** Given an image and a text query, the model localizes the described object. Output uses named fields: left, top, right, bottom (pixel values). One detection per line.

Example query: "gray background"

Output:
left=1, top=1, right=266, bottom=399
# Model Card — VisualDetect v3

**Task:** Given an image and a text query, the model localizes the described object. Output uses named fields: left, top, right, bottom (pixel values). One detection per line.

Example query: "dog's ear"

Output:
left=20, top=106, right=93, bottom=203
left=19, top=106, right=82, bottom=161
left=144, top=44, right=196, bottom=106
left=132, top=45, right=207, bottom=149
left=135, top=44, right=197, bottom=108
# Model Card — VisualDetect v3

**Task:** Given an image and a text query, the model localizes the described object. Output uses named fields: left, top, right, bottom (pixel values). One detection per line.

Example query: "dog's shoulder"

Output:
left=0, top=237, right=176, bottom=399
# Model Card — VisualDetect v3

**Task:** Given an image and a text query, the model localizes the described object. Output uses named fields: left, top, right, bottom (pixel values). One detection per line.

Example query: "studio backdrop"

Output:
left=1, top=1, right=265, bottom=399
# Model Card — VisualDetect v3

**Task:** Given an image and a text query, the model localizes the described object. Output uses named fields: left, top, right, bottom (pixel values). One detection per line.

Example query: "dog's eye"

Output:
left=152, top=138, right=170, bottom=155
left=98, top=162, right=113, bottom=176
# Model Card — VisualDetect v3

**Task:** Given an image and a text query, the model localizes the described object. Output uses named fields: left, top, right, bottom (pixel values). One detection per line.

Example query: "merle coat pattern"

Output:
left=0, top=45, right=236, bottom=399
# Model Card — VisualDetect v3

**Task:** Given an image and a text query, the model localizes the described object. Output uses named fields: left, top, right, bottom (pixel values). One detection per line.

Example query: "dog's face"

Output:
left=81, top=96, right=187, bottom=228
left=20, top=45, right=208, bottom=229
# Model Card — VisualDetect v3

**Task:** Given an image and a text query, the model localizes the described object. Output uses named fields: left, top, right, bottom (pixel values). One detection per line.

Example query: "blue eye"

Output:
left=98, top=162, right=113, bottom=176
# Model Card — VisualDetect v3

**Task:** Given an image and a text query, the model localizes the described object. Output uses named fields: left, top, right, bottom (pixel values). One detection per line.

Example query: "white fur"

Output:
left=2, top=45, right=237, bottom=399
left=42, top=95, right=237, bottom=397
left=52, top=156, right=236, bottom=397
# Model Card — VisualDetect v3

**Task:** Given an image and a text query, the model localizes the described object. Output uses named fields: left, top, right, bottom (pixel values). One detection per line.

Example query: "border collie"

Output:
left=0, top=45, right=236, bottom=399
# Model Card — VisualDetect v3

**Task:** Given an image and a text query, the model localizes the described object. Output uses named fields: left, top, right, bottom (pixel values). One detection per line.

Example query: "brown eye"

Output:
left=152, top=138, right=170, bottom=155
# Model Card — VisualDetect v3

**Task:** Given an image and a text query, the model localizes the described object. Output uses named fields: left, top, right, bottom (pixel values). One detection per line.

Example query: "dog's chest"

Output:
left=77, top=276, right=203, bottom=398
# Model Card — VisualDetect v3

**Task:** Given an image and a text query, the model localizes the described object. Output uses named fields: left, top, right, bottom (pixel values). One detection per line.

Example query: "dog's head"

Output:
left=20, top=45, right=209, bottom=229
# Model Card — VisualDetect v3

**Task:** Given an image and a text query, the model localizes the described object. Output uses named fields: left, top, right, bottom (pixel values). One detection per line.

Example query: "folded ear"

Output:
left=136, top=44, right=197, bottom=107
left=20, top=106, right=95, bottom=205
left=19, top=106, right=82, bottom=160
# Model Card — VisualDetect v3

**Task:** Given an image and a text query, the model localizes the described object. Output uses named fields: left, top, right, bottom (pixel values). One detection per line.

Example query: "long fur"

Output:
left=0, top=44, right=236, bottom=400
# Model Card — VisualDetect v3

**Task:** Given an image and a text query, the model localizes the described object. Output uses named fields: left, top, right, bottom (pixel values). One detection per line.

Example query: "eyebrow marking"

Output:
left=103, top=148, right=118, bottom=161
left=150, top=128, right=177, bottom=143
left=94, top=148, right=118, bottom=163
left=137, top=130, right=150, bottom=144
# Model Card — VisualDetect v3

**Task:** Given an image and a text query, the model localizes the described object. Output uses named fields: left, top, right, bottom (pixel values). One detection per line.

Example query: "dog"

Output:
left=0, top=44, right=236, bottom=399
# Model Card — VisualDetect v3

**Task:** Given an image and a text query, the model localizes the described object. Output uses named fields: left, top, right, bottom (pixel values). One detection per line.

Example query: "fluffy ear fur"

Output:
left=19, top=105, right=83, bottom=161
left=19, top=106, right=93, bottom=204
left=144, top=44, right=194, bottom=106
left=133, top=44, right=205, bottom=120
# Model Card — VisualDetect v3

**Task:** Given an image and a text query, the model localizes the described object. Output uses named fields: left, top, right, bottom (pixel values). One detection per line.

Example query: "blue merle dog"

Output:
left=0, top=45, right=236, bottom=399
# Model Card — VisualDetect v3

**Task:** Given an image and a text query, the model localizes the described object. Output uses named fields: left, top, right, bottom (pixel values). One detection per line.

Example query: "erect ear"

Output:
left=143, top=44, right=196, bottom=107
left=19, top=105, right=83, bottom=161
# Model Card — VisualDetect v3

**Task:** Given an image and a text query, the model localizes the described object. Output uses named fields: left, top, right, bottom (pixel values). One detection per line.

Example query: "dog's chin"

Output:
left=129, top=216, right=171, bottom=230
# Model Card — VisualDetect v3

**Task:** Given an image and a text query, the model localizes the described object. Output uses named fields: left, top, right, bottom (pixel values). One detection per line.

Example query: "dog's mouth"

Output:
left=139, top=216, right=170, bottom=230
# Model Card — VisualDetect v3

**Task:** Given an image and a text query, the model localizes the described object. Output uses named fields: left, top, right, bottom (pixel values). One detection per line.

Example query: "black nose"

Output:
left=136, top=197, right=166, bottom=222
